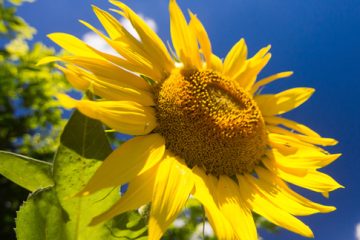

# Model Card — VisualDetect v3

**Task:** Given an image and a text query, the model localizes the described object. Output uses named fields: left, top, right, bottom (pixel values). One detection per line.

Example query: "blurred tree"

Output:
left=0, top=0, right=68, bottom=238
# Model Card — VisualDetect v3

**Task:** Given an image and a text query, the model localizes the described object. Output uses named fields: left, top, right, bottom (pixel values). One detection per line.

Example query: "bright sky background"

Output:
left=15, top=0, right=360, bottom=239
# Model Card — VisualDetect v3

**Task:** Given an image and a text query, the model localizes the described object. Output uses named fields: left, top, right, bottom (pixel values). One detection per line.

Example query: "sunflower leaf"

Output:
left=15, top=188, right=68, bottom=240
left=0, top=151, right=54, bottom=192
left=60, top=110, right=112, bottom=160
left=110, top=211, right=148, bottom=239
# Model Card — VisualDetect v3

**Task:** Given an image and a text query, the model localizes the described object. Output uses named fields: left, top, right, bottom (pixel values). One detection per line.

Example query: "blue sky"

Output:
left=16, top=0, right=360, bottom=239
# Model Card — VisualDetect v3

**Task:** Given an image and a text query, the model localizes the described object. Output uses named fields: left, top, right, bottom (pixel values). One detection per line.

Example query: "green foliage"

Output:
left=111, top=211, right=148, bottom=239
left=60, top=110, right=112, bottom=160
left=0, top=40, right=67, bottom=158
left=0, top=1, right=68, bottom=238
left=0, top=0, right=35, bottom=37
left=0, top=0, right=68, bottom=159
left=15, top=188, right=67, bottom=240
left=0, top=151, right=53, bottom=191
left=0, top=111, right=148, bottom=240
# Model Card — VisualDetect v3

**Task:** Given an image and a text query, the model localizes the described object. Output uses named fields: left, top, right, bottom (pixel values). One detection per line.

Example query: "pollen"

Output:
left=154, top=69, right=267, bottom=176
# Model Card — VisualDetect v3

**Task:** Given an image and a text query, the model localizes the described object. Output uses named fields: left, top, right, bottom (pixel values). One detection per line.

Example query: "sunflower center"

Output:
left=154, top=69, right=267, bottom=176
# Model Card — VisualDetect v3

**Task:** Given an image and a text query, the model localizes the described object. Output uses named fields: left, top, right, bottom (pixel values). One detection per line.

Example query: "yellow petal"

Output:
left=86, top=6, right=152, bottom=62
left=192, top=167, right=236, bottom=239
left=189, top=12, right=212, bottom=67
left=56, top=65, right=90, bottom=90
left=269, top=140, right=332, bottom=160
left=255, top=167, right=336, bottom=213
left=322, top=192, right=330, bottom=198
left=210, top=54, right=223, bottom=72
left=56, top=94, right=77, bottom=109
left=93, top=52, right=161, bottom=81
left=92, top=5, right=133, bottom=40
left=237, top=174, right=314, bottom=238
left=251, top=71, right=293, bottom=95
left=109, top=1, right=174, bottom=75
left=255, top=87, right=315, bottom=116
left=236, top=45, right=271, bottom=90
left=62, top=56, right=151, bottom=92
left=91, top=83, right=154, bottom=105
left=268, top=148, right=341, bottom=170
left=47, top=32, right=158, bottom=79
left=47, top=33, right=103, bottom=59
left=265, top=116, right=320, bottom=137
left=223, top=38, right=247, bottom=78
left=37, top=56, right=62, bottom=66
left=253, top=44, right=272, bottom=60
left=268, top=133, right=322, bottom=152
left=90, top=164, right=158, bottom=225
left=80, top=19, right=159, bottom=78
left=263, top=157, right=344, bottom=193
left=57, top=94, right=157, bottom=135
left=267, top=125, right=337, bottom=146
left=216, top=176, right=257, bottom=240
left=59, top=64, right=154, bottom=106
left=71, top=25, right=162, bottom=80
left=169, top=0, right=201, bottom=69
left=149, top=152, right=194, bottom=240
left=87, top=8, right=161, bottom=79
left=78, top=133, right=165, bottom=196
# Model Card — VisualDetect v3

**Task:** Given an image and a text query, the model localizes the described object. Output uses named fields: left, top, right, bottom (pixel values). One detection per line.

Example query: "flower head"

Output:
left=45, top=0, right=343, bottom=239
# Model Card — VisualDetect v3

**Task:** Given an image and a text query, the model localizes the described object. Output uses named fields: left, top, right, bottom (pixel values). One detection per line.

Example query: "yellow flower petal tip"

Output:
left=322, top=191, right=330, bottom=198
left=306, top=88, right=315, bottom=94
left=56, top=94, right=78, bottom=109
left=308, top=231, right=315, bottom=238
left=46, top=33, right=55, bottom=39
left=36, top=56, right=60, bottom=66
left=46, top=33, right=66, bottom=45
left=327, top=206, right=337, bottom=212
left=47, top=1, right=342, bottom=239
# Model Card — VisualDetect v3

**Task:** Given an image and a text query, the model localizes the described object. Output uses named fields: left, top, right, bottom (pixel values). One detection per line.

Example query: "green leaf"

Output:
left=60, top=110, right=112, bottom=160
left=15, top=188, right=68, bottom=240
left=0, top=151, right=54, bottom=192
left=110, top=211, right=148, bottom=239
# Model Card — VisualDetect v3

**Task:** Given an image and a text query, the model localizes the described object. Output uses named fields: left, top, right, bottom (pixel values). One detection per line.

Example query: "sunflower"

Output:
left=43, top=0, right=343, bottom=239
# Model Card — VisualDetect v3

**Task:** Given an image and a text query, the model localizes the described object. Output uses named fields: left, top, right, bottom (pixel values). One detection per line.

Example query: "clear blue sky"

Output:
left=17, top=0, right=360, bottom=239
